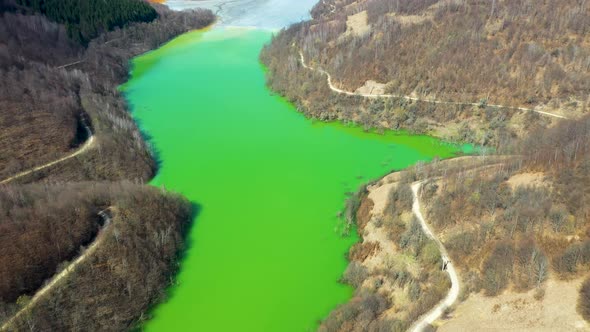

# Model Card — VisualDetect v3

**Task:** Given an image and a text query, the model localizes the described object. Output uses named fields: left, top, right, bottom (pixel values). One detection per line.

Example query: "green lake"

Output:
left=125, top=27, right=464, bottom=331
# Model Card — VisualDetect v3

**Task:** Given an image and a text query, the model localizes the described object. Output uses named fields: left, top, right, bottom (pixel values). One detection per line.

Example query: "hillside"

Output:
left=330, top=114, right=590, bottom=330
left=0, top=1, right=214, bottom=329
left=0, top=182, right=193, bottom=331
left=261, top=0, right=590, bottom=146
left=0, top=3, right=214, bottom=182
left=346, top=122, right=590, bottom=331
left=423, top=115, right=590, bottom=329
left=260, top=0, right=590, bottom=330
left=15, top=0, right=158, bottom=43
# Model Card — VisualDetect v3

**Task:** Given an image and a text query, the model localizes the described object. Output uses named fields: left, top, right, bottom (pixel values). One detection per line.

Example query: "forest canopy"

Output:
left=15, top=0, right=158, bottom=42
left=0, top=2, right=214, bottom=329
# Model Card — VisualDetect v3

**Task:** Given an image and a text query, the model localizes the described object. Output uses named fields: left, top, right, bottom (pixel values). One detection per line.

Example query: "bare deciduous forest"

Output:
left=261, top=0, right=590, bottom=146
left=261, top=0, right=590, bottom=327
left=0, top=183, right=104, bottom=304
left=0, top=1, right=214, bottom=181
left=4, top=0, right=590, bottom=329
left=0, top=182, right=193, bottom=331
left=322, top=179, right=450, bottom=331
left=338, top=114, right=590, bottom=328
left=426, top=115, right=590, bottom=314
left=0, top=0, right=214, bottom=329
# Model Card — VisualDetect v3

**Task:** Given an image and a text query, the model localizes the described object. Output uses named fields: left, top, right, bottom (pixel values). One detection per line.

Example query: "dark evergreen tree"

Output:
left=16, top=0, right=158, bottom=43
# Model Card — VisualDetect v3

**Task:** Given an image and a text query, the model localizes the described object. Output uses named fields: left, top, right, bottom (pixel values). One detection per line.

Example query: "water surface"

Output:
left=165, top=0, right=318, bottom=28
left=125, top=28, right=463, bottom=331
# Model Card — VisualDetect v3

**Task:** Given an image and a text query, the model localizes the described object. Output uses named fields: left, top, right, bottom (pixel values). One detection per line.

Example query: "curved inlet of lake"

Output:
left=124, top=3, right=469, bottom=331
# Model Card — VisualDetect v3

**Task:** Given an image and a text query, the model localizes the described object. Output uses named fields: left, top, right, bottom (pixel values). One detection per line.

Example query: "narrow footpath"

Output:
left=409, top=182, right=460, bottom=332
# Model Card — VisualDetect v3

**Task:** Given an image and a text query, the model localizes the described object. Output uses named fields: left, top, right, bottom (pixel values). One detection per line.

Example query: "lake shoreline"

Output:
left=126, top=26, right=464, bottom=331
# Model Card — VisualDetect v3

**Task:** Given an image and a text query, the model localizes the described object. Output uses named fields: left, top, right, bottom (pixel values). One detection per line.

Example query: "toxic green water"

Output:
left=125, top=27, right=465, bottom=331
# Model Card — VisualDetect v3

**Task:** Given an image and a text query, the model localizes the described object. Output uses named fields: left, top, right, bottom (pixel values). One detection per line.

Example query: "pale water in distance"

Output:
left=165, top=0, right=319, bottom=28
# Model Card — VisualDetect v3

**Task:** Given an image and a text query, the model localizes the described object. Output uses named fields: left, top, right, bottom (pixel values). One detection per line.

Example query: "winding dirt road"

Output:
left=56, top=59, right=85, bottom=69
left=0, top=122, right=95, bottom=185
left=298, top=51, right=568, bottom=120
left=409, top=182, right=460, bottom=332
left=0, top=209, right=112, bottom=332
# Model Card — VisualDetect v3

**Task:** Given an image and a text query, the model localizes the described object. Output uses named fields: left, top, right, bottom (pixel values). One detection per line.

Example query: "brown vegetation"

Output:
left=307, top=0, right=589, bottom=106
left=0, top=182, right=193, bottom=331
left=0, top=2, right=214, bottom=330
left=354, top=191, right=374, bottom=231
left=0, top=5, right=214, bottom=182
left=261, top=0, right=590, bottom=145
left=322, top=176, right=450, bottom=331
left=261, top=0, right=590, bottom=328
left=407, top=115, right=590, bottom=323
left=349, top=241, right=380, bottom=262
left=328, top=112, right=590, bottom=328
left=0, top=183, right=105, bottom=304
left=579, top=277, right=590, bottom=322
